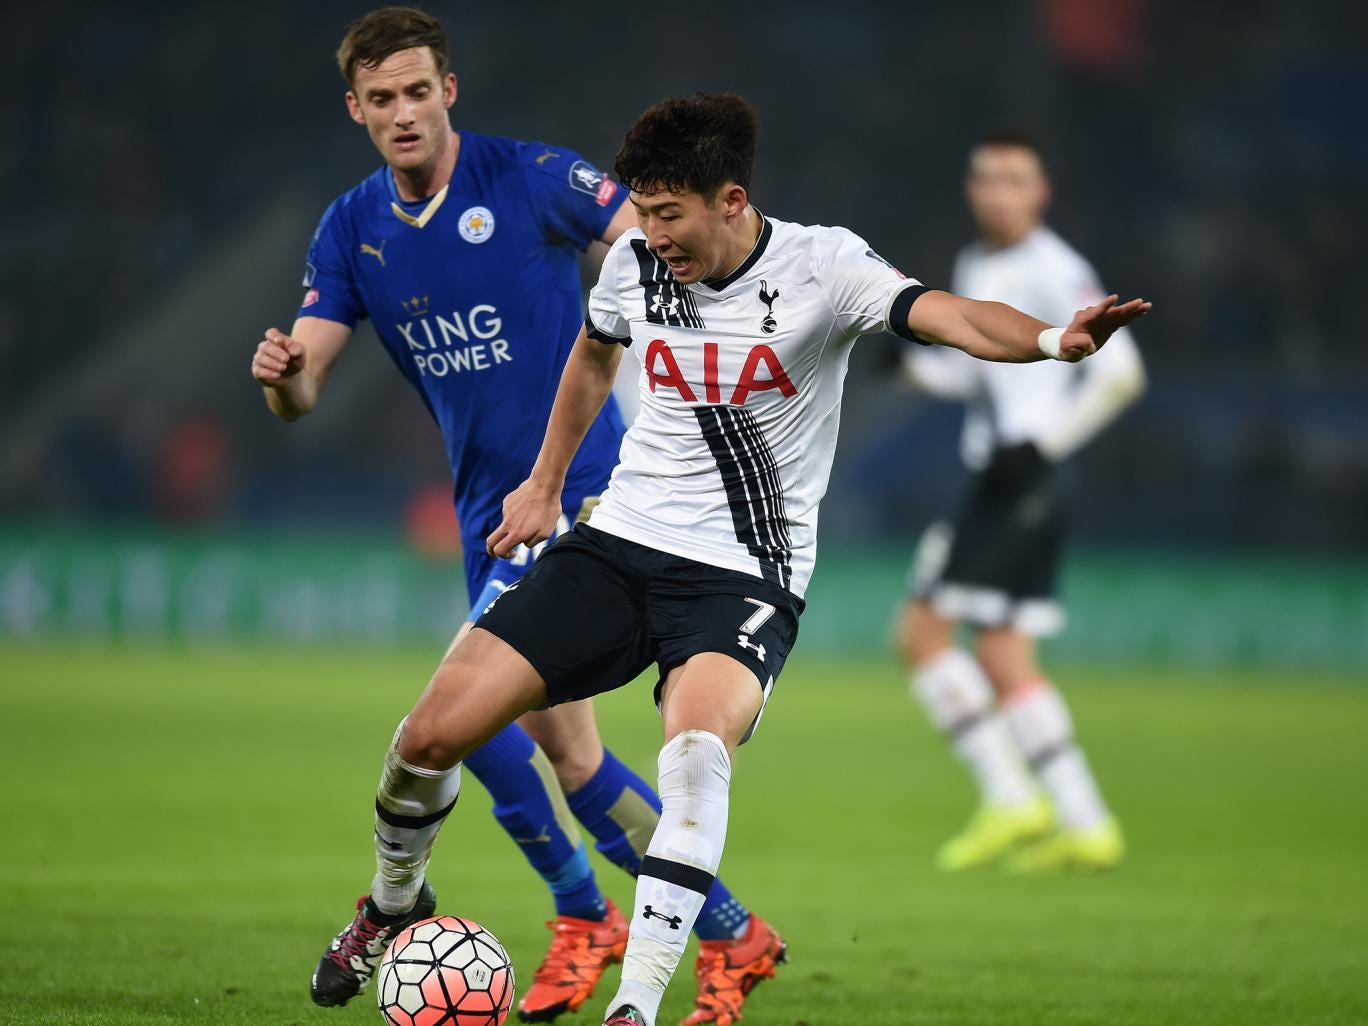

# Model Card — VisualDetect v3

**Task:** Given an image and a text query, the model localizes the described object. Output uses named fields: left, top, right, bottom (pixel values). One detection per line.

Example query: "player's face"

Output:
left=631, top=185, right=747, bottom=285
left=965, top=146, right=1050, bottom=246
left=346, top=47, right=456, bottom=174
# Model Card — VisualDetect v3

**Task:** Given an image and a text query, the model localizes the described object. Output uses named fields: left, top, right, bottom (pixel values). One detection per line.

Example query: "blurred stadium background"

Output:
left=2, top=0, right=1365, bottom=667
left=2, top=2, right=1366, bottom=1024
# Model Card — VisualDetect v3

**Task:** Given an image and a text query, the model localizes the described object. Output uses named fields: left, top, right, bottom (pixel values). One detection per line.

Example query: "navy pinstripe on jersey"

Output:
left=694, top=404, right=793, bottom=589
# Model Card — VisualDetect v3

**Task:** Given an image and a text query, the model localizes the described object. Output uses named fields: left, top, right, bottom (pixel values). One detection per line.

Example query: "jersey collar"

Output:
left=702, top=210, right=772, bottom=292
left=385, top=134, right=468, bottom=228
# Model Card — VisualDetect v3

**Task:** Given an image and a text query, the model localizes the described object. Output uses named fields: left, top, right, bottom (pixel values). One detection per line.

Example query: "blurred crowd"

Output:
left=2, top=1, right=1364, bottom=552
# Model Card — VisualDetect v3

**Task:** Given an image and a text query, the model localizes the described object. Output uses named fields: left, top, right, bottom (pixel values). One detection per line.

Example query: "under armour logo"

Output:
left=738, top=634, right=767, bottom=661
left=651, top=294, right=681, bottom=317
left=642, top=905, right=683, bottom=929
left=758, top=279, right=780, bottom=334
left=361, top=240, right=387, bottom=266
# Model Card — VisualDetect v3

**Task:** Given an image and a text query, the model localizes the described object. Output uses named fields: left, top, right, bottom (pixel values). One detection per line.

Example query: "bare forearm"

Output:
left=952, top=301, right=1051, bottom=363
left=907, top=291, right=1051, bottom=364
left=530, top=336, right=619, bottom=488
left=263, top=375, right=320, bottom=421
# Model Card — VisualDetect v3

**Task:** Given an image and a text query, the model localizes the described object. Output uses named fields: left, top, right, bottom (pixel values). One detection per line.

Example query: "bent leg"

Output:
left=606, top=654, right=762, bottom=1026
left=372, top=627, right=548, bottom=911
left=399, top=626, right=548, bottom=769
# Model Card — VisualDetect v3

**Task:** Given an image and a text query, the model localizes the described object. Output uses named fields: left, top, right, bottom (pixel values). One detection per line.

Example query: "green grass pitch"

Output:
left=2, top=643, right=1366, bottom=1025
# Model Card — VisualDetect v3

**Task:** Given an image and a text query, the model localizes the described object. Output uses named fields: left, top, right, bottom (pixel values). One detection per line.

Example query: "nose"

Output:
left=645, top=220, right=671, bottom=253
left=395, top=100, right=416, bottom=127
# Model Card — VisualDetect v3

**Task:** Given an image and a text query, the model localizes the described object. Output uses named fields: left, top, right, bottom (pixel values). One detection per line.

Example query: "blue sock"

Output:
left=565, top=747, right=751, bottom=940
left=464, top=724, right=606, bottom=921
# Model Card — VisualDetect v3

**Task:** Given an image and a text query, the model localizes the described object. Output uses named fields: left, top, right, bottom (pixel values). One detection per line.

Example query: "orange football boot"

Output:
left=517, top=899, right=629, bottom=1023
left=680, top=914, right=787, bottom=1026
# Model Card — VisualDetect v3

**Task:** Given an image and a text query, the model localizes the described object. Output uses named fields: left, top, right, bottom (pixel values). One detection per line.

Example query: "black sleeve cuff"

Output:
left=585, top=314, right=632, bottom=348
left=888, top=284, right=933, bottom=346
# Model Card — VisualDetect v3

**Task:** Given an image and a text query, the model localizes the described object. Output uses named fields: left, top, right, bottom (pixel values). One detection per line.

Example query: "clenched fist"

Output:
left=252, top=328, right=306, bottom=385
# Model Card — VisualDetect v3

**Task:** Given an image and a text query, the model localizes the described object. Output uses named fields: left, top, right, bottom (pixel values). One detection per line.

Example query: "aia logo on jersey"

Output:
left=644, top=339, right=797, bottom=407
left=758, top=280, right=780, bottom=334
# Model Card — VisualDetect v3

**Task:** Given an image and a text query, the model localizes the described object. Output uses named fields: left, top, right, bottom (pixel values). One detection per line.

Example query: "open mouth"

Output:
left=393, top=133, right=422, bottom=151
left=662, top=255, right=693, bottom=277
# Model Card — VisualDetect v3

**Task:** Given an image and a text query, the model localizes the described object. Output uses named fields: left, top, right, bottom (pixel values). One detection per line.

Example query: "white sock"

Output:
left=1003, top=683, right=1110, bottom=831
left=606, top=730, right=731, bottom=1026
left=913, top=649, right=1037, bottom=808
left=371, top=719, right=462, bottom=914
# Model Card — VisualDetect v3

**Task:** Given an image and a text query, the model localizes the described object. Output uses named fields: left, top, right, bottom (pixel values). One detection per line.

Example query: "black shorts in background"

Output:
left=475, top=524, right=804, bottom=736
left=908, top=442, right=1067, bottom=636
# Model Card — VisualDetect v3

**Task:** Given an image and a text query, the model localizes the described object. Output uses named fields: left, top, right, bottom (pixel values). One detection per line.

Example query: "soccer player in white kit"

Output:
left=356, top=95, right=1149, bottom=1026
left=893, top=132, right=1147, bottom=873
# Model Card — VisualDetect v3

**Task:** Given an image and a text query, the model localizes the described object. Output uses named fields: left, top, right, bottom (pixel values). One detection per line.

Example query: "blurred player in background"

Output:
left=893, top=131, right=1147, bottom=873
left=250, top=9, right=777, bottom=1022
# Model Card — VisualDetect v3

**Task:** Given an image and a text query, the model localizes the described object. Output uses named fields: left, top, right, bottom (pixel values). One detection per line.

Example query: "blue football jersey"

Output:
left=298, top=132, right=627, bottom=594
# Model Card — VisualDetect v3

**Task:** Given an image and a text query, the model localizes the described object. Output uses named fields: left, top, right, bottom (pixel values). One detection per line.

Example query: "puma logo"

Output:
left=361, top=240, right=387, bottom=266
left=535, top=149, right=559, bottom=165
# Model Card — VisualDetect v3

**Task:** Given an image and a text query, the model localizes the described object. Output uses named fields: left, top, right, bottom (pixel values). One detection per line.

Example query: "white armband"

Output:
left=1037, top=327, right=1066, bottom=360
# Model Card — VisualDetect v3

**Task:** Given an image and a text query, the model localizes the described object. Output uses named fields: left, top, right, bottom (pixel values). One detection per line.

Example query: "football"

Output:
left=377, top=915, right=516, bottom=1026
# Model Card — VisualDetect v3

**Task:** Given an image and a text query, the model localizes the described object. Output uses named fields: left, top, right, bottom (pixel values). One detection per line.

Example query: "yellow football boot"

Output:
left=1006, top=818, right=1126, bottom=874
left=935, top=796, right=1054, bottom=871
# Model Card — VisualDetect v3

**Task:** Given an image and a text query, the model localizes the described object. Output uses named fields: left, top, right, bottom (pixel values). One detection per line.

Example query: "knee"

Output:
left=658, top=729, right=732, bottom=796
left=974, top=629, right=1038, bottom=699
left=397, top=713, right=465, bottom=772
left=897, top=601, right=954, bottom=667
left=546, top=744, right=603, bottom=794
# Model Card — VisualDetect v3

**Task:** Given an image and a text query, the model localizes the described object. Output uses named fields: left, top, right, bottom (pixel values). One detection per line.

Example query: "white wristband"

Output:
left=1037, top=327, right=1065, bottom=360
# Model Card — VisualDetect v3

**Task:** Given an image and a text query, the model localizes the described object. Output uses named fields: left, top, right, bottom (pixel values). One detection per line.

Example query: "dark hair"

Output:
left=973, top=129, right=1044, bottom=161
left=336, top=7, right=449, bottom=87
left=614, top=93, right=759, bottom=198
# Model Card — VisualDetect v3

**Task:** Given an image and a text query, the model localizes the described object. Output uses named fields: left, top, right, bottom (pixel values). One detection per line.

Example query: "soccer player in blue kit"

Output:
left=249, top=9, right=783, bottom=1024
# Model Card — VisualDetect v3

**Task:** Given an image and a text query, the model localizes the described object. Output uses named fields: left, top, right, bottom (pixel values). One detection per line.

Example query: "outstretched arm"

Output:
left=905, top=289, right=1151, bottom=363
left=486, top=330, right=623, bottom=557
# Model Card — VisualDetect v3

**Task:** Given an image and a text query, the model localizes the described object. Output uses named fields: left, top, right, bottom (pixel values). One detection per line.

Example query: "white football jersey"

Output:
left=909, top=226, right=1142, bottom=469
left=584, top=213, right=921, bottom=597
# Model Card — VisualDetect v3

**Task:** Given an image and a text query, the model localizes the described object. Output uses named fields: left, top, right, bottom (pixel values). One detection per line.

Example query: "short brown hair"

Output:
left=615, top=93, right=759, bottom=198
left=336, top=7, right=449, bottom=86
left=973, top=129, right=1045, bottom=170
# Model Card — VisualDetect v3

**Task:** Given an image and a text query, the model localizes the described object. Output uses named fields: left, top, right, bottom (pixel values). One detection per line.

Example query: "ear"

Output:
left=443, top=71, right=458, bottom=109
left=720, top=183, right=749, bottom=221
left=345, top=91, right=366, bottom=127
